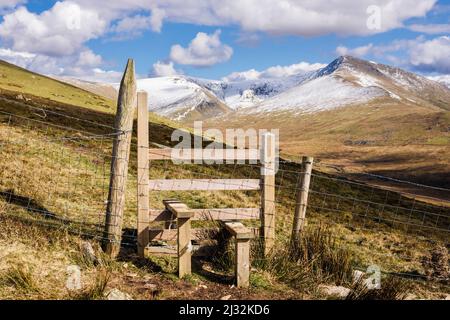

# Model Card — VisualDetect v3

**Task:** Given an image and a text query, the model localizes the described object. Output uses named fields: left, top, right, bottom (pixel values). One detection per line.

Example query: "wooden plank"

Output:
left=235, top=239, right=251, bottom=288
left=163, top=200, right=194, bottom=219
left=224, top=222, right=254, bottom=240
left=145, top=243, right=218, bottom=257
left=148, top=148, right=260, bottom=161
left=149, top=227, right=260, bottom=242
left=137, top=90, right=149, bottom=257
left=261, top=132, right=276, bottom=255
left=149, top=179, right=260, bottom=191
left=102, top=59, right=137, bottom=258
left=149, top=208, right=260, bottom=222
left=178, top=217, right=191, bottom=278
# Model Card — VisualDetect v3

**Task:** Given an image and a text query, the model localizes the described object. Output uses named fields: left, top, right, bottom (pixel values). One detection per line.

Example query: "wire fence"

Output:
left=0, top=97, right=449, bottom=286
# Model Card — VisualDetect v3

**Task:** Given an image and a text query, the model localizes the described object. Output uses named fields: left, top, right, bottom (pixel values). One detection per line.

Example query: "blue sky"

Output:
left=0, top=0, right=449, bottom=82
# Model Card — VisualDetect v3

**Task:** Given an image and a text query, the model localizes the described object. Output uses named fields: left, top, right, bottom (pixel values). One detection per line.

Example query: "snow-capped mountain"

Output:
left=136, top=76, right=230, bottom=121
left=247, top=56, right=450, bottom=114
left=193, top=72, right=314, bottom=109
left=61, top=56, right=450, bottom=120
left=135, top=56, right=450, bottom=120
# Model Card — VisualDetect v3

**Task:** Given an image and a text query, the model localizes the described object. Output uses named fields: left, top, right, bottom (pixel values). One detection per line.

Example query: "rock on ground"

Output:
left=81, top=241, right=98, bottom=265
left=105, top=288, right=133, bottom=300
left=319, top=285, right=351, bottom=298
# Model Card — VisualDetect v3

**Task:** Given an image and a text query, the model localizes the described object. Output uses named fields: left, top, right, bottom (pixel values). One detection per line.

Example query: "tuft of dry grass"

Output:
left=251, top=225, right=353, bottom=292
left=1, top=264, right=40, bottom=294
left=71, top=268, right=111, bottom=300
left=346, top=275, right=410, bottom=300
left=421, top=244, right=449, bottom=281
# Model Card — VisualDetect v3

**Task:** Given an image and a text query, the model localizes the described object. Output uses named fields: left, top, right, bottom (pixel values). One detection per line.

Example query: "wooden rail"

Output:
left=148, top=148, right=260, bottom=161
left=149, top=208, right=260, bottom=221
left=148, top=227, right=260, bottom=242
left=148, top=179, right=260, bottom=191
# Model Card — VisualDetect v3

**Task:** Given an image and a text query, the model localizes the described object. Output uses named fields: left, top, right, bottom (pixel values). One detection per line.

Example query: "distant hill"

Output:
left=53, top=76, right=118, bottom=101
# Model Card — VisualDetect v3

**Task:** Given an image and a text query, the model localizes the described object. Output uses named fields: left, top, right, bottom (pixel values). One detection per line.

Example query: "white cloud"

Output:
left=407, top=23, right=450, bottom=34
left=149, top=7, right=165, bottom=33
left=0, top=1, right=439, bottom=51
left=84, top=0, right=435, bottom=37
left=152, top=61, right=181, bottom=77
left=0, top=0, right=24, bottom=10
left=409, top=36, right=450, bottom=73
left=76, top=49, right=102, bottom=67
left=0, top=0, right=441, bottom=82
left=263, top=62, right=327, bottom=78
left=222, top=69, right=261, bottom=82
left=112, top=14, right=150, bottom=33
left=98, top=0, right=438, bottom=36
left=0, top=47, right=121, bottom=82
left=170, top=30, right=233, bottom=67
left=110, top=11, right=162, bottom=40
left=336, top=44, right=374, bottom=57
left=0, top=48, right=36, bottom=67
left=222, top=61, right=326, bottom=82
left=0, top=2, right=106, bottom=56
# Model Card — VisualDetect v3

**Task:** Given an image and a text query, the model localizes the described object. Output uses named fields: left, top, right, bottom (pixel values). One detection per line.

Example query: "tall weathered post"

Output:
left=102, top=59, right=137, bottom=258
left=291, top=156, right=313, bottom=245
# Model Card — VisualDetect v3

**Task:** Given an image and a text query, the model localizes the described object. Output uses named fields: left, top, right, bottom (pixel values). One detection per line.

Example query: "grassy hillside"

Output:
left=0, top=61, right=449, bottom=299
left=0, top=60, right=115, bottom=112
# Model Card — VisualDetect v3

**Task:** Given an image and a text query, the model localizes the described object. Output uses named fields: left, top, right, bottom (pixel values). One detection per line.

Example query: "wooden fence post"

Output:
left=291, top=156, right=314, bottom=244
left=178, top=216, right=192, bottom=278
left=261, top=132, right=276, bottom=255
left=235, top=239, right=251, bottom=288
left=102, top=59, right=137, bottom=258
left=137, top=91, right=149, bottom=257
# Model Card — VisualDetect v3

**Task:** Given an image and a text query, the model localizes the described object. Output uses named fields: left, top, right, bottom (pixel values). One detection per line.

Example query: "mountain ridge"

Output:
left=33, top=55, right=450, bottom=120
left=137, top=55, right=450, bottom=120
